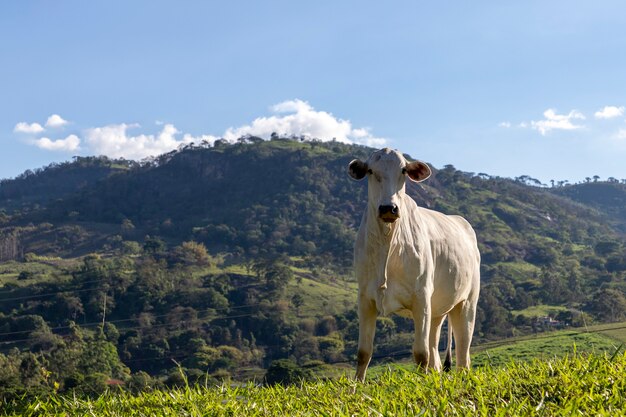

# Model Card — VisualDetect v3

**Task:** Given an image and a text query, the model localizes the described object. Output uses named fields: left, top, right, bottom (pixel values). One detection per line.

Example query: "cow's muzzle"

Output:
left=378, top=204, right=399, bottom=223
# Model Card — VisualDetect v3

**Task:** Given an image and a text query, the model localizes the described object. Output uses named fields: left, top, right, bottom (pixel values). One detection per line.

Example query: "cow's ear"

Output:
left=348, top=159, right=369, bottom=180
left=403, top=160, right=431, bottom=183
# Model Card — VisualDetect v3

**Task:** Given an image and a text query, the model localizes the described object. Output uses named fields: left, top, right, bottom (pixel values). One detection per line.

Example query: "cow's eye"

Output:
left=367, top=169, right=373, bottom=175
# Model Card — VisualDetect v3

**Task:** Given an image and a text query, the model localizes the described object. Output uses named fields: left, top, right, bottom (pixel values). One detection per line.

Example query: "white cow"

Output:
left=348, top=148, right=480, bottom=381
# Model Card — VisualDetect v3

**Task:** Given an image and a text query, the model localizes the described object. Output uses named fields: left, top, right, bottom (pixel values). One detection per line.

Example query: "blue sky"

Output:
left=2, top=1, right=626, bottom=184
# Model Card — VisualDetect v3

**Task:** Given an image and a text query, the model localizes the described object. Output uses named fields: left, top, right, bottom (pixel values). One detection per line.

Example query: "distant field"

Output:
left=583, top=321, right=626, bottom=344
left=493, top=261, right=541, bottom=283
left=510, top=304, right=568, bottom=317
left=472, top=321, right=625, bottom=367
left=472, top=331, right=621, bottom=367
left=0, top=259, right=76, bottom=288
left=366, top=321, right=626, bottom=374
left=286, top=275, right=356, bottom=317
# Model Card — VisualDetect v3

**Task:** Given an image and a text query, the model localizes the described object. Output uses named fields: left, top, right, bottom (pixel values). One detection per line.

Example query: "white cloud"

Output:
left=14, top=122, right=44, bottom=134
left=499, top=121, right=511, bottom=128
left=14, top=114, right=68, bottom=134
left=270, top=99, right=311, bottom=114
left=84, top=123, right=212, bottom=160
left=594, top=106, right=625, bottom=119
left=17, top=99, right=388, bottom=159
left=530, top=109, right=585, bottom=135
left=223, top=99, right=387, bottom=147
left=45, top=114, right=68, bottom=128
left=34, top=134, right=80, bottom=152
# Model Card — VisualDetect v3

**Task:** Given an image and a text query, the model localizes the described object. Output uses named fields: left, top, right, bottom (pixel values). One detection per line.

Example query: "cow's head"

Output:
left=348, top=148, right=431, bottom=223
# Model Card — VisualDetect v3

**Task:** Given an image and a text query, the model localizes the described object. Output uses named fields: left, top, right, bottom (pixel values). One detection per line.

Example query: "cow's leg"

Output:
left=411, top=291, right=431, bottom=370
left=428, top=315, right=445, bottom=370
left=444, top=319, right=453, bottom=371
left=448, top=295, right=478, bottom=369
left=355, top=296, right=377, bottom=382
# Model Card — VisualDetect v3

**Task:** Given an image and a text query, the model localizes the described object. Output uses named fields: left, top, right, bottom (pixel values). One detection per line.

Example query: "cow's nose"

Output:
left=378, top=205, right=399, bottom=222
left=379, top=205, right=398, bottom=215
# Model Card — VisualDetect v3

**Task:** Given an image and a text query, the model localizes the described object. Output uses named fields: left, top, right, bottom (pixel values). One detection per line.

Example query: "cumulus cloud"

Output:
left=80, top=100, right=386, bottom=160
left=530, top=109, right=585, bottom=135
left=14, top=114, right=68, bottom=133
left=223, top=99, right=387, bottom=147
left=14, top=122, right=45, bottom=134
left=594, top=106, right=625, bottom=119
left=17, top=100, right=387, bottom=159
left=498, top=121, right=511, bottom=128
left=34, top=134, right=80, bottom=152
left=84, top=123, right=216, bottom=160
left=45, top=114, right=69, bottom=128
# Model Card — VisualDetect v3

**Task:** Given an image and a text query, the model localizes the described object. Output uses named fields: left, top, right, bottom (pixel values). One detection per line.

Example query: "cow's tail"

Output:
left=443, top=316, right=452, bottom=372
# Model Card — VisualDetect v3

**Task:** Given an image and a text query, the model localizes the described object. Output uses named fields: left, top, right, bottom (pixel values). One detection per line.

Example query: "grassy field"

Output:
left=2, top=352, right=624, bottom=416
left=472, top=331, right=621, bottom=367
left=510, top=304, right=568, bottom=318
left=587, top=322, right=626, bottom=344
left=286, top=276, right=356, bottom=317
left=364, top=321, right=626, bottom=374
left=2, top=256, right=625, bottom=415
left=471, top=321, right=626, bottom=367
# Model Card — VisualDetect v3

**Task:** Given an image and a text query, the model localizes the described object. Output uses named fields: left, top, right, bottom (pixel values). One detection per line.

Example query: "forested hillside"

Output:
left=0, top=137, right=625, bottom=398
left=553, top=181, right=626, bottom=233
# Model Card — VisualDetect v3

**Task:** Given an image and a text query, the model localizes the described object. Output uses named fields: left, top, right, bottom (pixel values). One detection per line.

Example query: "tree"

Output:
left=594, top=241, right=621, bottom=256
left=476, top=286, right=512, bottom=337
left=143, top=236, right=166, bottom=255
left=586, top=288, right=626, bottom=322
left=317, top=336, right=344, bottom=362
left=120, top=219, right=135, bottom=237
left=128, top=371, right=156, bottom=393
left=291, top=293, right=304, bottom=314
left=253, top=258, right=293, bottom=294
left=171, top=241, right=210, bottom=267
left=264, top=359, right=310, bottom=385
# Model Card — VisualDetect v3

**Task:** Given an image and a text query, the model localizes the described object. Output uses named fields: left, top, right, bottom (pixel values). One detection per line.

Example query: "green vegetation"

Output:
left=367, top=321, right=626, bottom=372
left=511, top=304, right=568, bottom=318
left=0, top=138, right=625, bottom=403
left=2, top=353, right=624, bottom=416
left=473, top=331, right=621, bottom=367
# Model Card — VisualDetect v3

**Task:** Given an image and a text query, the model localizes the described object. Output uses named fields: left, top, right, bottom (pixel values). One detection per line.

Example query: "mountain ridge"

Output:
left=0, top=138, right=624, bottom=395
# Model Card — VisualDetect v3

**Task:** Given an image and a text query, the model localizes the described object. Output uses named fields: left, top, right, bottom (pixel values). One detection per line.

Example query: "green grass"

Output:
left=470, top=321, right=626, bottom=367
left=582, top=321, right=626, bottom=344
left=286, top=276, right=357, bottom=317
left=366, top=322, right=626, bottom=374
left=3, top=353, right=625, bottom=416
left=472, top=331, right=621, bottom=367
left=511, top=304, right=568, bottom=318
left=0, top=260, right=70, bottom=288
left=192, top=257, right=357, bottom=318
left=493, top=261, right=541, bottom=282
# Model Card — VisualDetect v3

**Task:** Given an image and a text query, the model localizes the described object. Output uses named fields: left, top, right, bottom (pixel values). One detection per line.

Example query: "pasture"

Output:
left=2, top=352, right=624, bottom=416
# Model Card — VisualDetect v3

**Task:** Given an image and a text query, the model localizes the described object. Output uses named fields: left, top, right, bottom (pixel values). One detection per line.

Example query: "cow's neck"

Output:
left=365, top=206, right=399, bottom=245
left=365, top=206, right=400, bottom=314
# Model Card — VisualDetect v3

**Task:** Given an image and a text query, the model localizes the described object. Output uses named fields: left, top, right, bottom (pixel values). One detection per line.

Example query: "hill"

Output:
left=552, top=181, right=626, bottom=234
left=0, top=156, right=133, bottom=212
left=0, top=138, right=625, bottom=398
